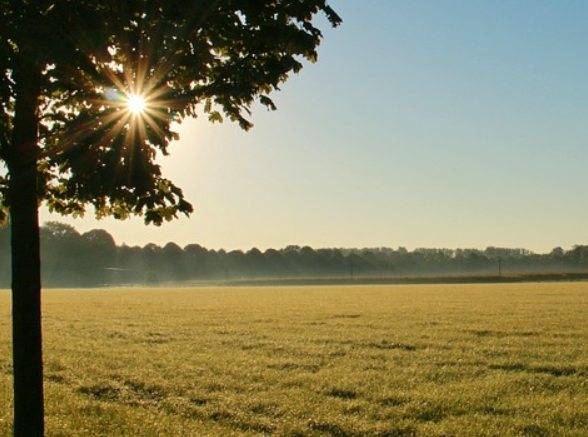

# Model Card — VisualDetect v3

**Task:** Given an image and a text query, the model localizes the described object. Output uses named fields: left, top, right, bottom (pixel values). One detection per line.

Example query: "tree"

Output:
left=184, top=243, right=209, bottom=279
left=40, top=221, right=84, bottom=286
left=161, top=241, right=187, bottom=281
left=0, top=2, right=341, bottom=436
left=80, top=229, right=117, bottom=285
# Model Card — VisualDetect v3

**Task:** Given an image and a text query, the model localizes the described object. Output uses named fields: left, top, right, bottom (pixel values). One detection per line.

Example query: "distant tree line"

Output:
left=0, top=221, right=587, bottom=288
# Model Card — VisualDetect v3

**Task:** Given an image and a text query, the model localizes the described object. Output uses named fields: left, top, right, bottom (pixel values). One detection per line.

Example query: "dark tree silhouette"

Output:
left=0, top=2, right=340, bottom=435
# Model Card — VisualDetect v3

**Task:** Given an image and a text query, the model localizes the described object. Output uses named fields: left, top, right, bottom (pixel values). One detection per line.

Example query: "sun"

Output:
left=127, top=94, right=146, bottom=115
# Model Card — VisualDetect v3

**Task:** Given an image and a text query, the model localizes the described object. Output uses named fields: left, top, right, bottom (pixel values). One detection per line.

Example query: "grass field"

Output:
left=1, top=283, right=588, bottom=436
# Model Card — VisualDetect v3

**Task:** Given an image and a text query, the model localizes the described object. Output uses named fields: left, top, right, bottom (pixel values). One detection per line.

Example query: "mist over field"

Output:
left=2, top=222, right=588, bottom=288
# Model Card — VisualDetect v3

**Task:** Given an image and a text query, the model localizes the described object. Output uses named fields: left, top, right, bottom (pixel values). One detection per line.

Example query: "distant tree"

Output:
left=161, top=242, right=186, bottom=281
left=40, top=221, right=79, bottom=240
left=117, top=244, right=143, bottom=283
left=0, top=2, right=340, bottom=435
left=551, top=246, right=565, bottom=257
left=282, top=245, right=304, bottom=275
left=81, top=228, right=116, bottom=250
left=210, top=249, right=228, bottom=280
left=568, top=245, right=588, bottom=267
left=245, top=247, right=266, bottom=276
left=184, top=243, right=209, bottom=279
left=227, top=249, right=247, bottom=278
left=40, top=222, right=85, bottom=286
left=80, top=229, right=117, bottom=285
left=142, top=243, right=163, bottom=274
left=264, top=248, right=287, bottom=277
left=299, top=246, right=330, bottom=276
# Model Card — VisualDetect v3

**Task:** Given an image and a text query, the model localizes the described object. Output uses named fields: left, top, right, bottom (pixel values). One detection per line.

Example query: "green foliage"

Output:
left=0, top=0, right=341, bottom=224
left=1, top=283, right=588, bottom=436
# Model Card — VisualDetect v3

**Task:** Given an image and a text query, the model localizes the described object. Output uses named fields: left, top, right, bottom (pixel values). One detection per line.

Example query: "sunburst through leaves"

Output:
left=127, top=94, right=146, bottom=115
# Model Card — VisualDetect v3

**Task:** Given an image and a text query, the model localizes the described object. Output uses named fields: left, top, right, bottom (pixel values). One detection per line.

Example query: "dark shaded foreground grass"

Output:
left=1, top=283, right=587, bottom=436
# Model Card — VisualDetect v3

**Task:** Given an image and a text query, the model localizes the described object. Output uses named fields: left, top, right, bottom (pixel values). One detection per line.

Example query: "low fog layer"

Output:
left=0, top=222, right=586, bottom=288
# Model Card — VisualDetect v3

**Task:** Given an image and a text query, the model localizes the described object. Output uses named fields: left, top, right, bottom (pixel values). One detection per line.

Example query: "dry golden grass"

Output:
left=1, top=282, right=588, bottom=436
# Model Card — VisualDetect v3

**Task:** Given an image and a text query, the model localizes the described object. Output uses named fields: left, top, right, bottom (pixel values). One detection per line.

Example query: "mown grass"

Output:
left=1, top=283, right=588, bottom=436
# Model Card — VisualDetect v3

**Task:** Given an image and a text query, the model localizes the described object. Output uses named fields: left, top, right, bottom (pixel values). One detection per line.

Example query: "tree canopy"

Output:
left=0, top=0, right=341, bottom=223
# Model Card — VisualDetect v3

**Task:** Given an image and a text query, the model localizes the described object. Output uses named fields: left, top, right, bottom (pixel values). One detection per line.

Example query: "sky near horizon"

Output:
left=41, top=1, right=588, bottom=253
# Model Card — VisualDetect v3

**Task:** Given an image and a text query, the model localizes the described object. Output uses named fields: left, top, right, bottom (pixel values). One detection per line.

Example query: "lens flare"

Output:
left=127, top=94, right=146, bottom=114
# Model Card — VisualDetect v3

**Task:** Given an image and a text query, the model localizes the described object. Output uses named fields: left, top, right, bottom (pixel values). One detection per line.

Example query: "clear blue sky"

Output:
left=41, top=1, right=588, bottom=253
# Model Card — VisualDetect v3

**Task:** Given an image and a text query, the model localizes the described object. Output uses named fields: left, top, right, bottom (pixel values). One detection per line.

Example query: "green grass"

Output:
left=1, top=283, right=588, bottom=436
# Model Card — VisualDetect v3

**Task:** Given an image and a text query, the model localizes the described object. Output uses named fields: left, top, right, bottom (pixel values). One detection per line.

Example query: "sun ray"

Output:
left=127, top=94, right=147, bottom=115
left=44, top=22, right=185, bottom=180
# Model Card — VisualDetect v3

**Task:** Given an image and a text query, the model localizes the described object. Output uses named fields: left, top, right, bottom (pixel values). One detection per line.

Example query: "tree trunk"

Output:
left=8, top=60, right=44, bottom=437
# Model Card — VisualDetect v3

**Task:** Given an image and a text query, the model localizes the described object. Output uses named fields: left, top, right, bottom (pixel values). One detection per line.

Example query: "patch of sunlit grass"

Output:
left=1, top=283, right=588, bottom=436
